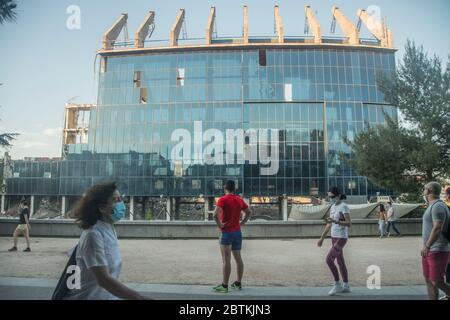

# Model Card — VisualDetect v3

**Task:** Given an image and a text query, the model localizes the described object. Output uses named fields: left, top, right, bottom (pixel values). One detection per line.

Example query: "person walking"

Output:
left=378, top=203, right=387, bottom=238
left=63, top=182, right=150, bottom=300
left=8, top=201, right=32, bottom=252
left=421, top=182, right=450, bottom=300
left=386, top=200, right=401, bottom=237
left=317, top=187, right=352, bottom=296
left=212, top=180, right=252, bottom=293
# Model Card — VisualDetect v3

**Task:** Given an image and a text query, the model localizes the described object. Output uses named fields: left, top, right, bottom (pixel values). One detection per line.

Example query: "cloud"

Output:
left=2, top=127, right=63, bottom=159
left=43, top=127, right=63, bottom=136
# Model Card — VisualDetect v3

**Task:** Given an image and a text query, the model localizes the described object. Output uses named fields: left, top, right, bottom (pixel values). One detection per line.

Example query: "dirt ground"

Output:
left=0, top=236, right=424, bottom=287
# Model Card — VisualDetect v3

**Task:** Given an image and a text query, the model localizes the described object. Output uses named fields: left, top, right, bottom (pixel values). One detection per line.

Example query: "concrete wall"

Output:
left=0, top=218, right=422, bottom=239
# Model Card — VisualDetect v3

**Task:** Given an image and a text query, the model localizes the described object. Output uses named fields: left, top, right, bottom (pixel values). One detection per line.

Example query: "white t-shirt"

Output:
left=387, top=206, right=395, bottom=221
left=330, top=202, right=350, bottom=239
left=65, top=220, right=122, bottom=300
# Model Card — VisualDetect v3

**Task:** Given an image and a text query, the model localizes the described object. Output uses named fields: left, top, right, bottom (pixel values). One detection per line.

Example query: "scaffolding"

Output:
left=63, top=103, right=92, bottom=147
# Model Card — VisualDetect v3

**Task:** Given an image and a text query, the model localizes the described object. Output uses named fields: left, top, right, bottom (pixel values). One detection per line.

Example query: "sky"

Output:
left=0, top=0, right=449, bottom=160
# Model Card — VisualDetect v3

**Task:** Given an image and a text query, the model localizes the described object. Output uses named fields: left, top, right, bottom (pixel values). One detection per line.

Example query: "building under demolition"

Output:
left=1, top=5, right=398, bottom=220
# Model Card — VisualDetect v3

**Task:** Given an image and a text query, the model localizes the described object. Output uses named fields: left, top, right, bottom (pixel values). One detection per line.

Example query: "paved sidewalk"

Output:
left=0, top=237, right=424, bottom=287
left=0, top=276, right=427, bottom=300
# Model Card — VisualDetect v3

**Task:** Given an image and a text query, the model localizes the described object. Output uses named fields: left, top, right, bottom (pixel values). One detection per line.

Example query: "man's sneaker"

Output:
left=23, top=247, right=31, bottom=252
left=8, top=247, right=17, bottom=252
left=328, top=282, right=344, bottom=296
left=342, top=283, right=351, bottom=293
left=212, top=284, right=228, bottom=293
left=231, top=281, right=242, bottom=290
left=439, top=295, right=449, bottom=300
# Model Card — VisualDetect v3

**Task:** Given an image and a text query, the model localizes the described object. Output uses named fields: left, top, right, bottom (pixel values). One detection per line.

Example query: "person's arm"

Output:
left=213, top=206, right=224, bottom=229
left=317, top=223, right=332, bottom=247
left=387, top=208, right=393, bottom=219
left=421, top=204, right=447, bottom=257
left=337, top=213, right=352, bottom=227
left=421, top=220, right=445, bottom=257
left=90, top=266, right=150, bottom=300
left=25, top=212, right=31, bottom=230
left=240, top=208, right=252, bottom=226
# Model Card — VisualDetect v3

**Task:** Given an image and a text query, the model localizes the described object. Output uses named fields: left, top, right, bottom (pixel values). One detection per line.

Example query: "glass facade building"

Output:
left=6, top=46, right=397, bottom=198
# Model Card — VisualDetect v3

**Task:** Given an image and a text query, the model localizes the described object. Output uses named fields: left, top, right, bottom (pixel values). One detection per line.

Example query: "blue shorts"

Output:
left=219, top=230, right=242, bottom=251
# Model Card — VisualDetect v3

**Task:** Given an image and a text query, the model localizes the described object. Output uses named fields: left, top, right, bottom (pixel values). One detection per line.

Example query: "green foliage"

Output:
left=0, top=0, right=17, bottom=25
left=145, top=209, right=153, bottom=221
left=0, top=133, right=18, bottom=147
left=345, top=40, right=450, bottom=195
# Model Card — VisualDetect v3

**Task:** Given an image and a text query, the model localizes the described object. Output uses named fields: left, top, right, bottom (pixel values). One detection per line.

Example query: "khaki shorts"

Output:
left=17, top=224, right=28, bottom=232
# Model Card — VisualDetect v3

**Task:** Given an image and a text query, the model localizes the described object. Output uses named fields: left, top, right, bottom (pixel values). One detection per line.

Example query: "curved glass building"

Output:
left=4, top=6, right=398, bottom=215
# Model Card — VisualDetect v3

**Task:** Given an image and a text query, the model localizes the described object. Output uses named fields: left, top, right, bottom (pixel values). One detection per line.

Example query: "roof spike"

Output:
left=331, top=6, right=359, bottom=45
left=205, top=6, right=216, bottom=44
left=170, top=9, right=185, bottom=46
left=305, top=6, right=321, bottom=44
left=134, top=11, right=155, bottom=48
left=102, top=13, right=128, bottom=50
left=274, top=5, right=284, bottom=43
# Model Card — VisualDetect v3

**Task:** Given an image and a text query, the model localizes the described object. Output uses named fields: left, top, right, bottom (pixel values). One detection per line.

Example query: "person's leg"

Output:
left=232, top=250, right=244, bottom=283
left=378, top=221, right=384, bottom=237
left=392, top=222, right=401, bottom=235
left=425, top=278, right=439, bottom=300
left=386, top=222, right=391, bottom=235
left=220, top=245, right=232, bottom=286
left=422, top=254, right=435, bottom=299
left=12, top=227, right=20, bottom=247
left=434, top=280, right=450, bottom=297
left=24, top=227, right=31, bottom=249
left=326, top=238, right=340, bottom=282
left=446, top=263, right=450, bottom=284
left=230, top=231, right=243, bottom=285
left=334, top=238, right=349, bottom=283
left=428, top=252, right=450, bottom=299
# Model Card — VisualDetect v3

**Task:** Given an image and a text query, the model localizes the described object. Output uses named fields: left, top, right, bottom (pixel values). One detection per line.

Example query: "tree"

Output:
left=0, top=84, right=19, bottom=147
left=0, top=132, right=18, bottom=147
left=0, top=0, right=17, bottom=25
left=345, top=40, right=450, bottom=195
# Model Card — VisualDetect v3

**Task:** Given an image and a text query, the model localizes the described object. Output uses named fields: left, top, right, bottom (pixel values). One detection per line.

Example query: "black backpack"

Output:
left=443, top=202, right=450, bottom=242
left=430, top=200, right=450, bottom=242
left=51, top=245, right=78, bottom=300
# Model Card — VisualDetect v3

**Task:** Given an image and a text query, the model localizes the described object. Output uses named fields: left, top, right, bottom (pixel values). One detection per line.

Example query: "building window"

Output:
left=155, top=180, right=164, bottom=190
left=13, top=172, right=20, bottom=178
left=177, top=68, right=185, bottom=86
left=154, top=167, right=167, bottom=176
left=43, top=172, right=51, bottom=178
left=259, top=49, right=267, bottom=66
left=133, top=71, right=141, bottom=88
left=192, top=179, right=201, bottom=190
left=174, top=161, right=183, bottom=177
left=284, top=83, right=292, bottom=102
left=140, top=87, right=148, bottom=104
left=214, top=180, right=222, bottom=190
left=100, top=57, right=107, bottom=73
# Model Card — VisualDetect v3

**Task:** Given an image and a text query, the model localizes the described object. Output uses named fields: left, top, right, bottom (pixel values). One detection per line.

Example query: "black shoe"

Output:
left=23, top=247, right=31, bottom=252
left=8, top=247, right=17, bottom=252
left=231, top=281, right=242, bottom=290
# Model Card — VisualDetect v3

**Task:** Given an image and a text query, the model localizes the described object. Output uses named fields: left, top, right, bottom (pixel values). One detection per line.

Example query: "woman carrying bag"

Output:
left=53, top=182, right=151, bottom=300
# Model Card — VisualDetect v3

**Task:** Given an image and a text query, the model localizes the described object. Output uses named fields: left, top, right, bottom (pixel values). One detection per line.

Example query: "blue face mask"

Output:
left=329, top=197, right=337, bottom=204
left=112, top=201, right=126, bottom=222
